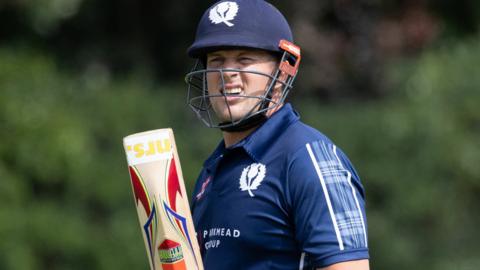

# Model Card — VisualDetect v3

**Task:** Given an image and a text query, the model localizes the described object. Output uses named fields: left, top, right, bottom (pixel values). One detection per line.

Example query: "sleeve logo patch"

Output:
left=209, top=1, right=239, bottom=27
left=239, top=163, right=266, bottom=197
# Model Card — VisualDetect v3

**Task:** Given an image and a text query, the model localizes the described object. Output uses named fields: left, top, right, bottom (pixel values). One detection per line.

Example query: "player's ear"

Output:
left=273, top=67, right=288, bottom=91
left=278, top=68, right=288, bottom=83
left=271, top=71, right=286, bottom=103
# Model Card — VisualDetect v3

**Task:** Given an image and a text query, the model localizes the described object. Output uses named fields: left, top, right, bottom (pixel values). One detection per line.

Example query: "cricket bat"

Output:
left=123, top=128, right=203, bottom=270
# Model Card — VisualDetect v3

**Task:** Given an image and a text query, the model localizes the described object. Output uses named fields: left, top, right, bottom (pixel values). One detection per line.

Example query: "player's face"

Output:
left=206, top=49, right=280, bottom=123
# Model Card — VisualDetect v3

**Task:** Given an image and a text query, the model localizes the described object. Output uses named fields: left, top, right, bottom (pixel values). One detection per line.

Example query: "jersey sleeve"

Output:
left=286, top=140, right=369, bottom=268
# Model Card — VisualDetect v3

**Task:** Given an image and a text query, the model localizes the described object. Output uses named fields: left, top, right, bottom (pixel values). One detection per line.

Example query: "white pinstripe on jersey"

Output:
left=306, top=141, right=367, bottom=249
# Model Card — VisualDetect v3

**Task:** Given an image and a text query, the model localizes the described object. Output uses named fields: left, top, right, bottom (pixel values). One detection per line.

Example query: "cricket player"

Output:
left=185, top=0, right=370, bottom=269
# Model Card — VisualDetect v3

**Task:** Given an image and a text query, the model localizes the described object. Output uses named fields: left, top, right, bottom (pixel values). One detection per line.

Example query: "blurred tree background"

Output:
left=0, top=0, right=479, bottom=269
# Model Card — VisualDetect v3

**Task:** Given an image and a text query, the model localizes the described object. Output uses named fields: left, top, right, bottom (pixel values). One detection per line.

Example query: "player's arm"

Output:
left=317, top=259, right=370, bottom=270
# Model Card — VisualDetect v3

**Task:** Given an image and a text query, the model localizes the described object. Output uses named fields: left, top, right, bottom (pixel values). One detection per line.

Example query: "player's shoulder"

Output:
left=280, top=120, right=360, bottom=181
left=279, top=120, right=335, bottom=156
left=282, top=119, right=365, bottom=194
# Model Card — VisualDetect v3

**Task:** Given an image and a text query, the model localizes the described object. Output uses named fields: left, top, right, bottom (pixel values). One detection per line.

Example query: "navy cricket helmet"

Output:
left=185, top=0, right=301, bottom=131
left=188, top=0, right=293, bottom=57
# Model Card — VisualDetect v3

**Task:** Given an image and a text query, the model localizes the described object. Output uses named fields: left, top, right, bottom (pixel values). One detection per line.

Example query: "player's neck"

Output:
left=222, top=127, right=257, bottom=148
left=222, top=103, right=283, bottom=147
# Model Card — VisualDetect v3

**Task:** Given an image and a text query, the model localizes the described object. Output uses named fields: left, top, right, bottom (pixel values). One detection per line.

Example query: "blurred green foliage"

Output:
left=300, top=37, right=480, bottom=269
left=2, top=1, right=480, bottom=269
left=1, top=28, right=480, bottom=270
left=0, top=47, right=216, bottom=269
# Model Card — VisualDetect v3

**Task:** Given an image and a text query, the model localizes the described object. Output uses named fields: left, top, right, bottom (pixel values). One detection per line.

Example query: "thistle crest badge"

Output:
left=209, top=1, right=239, bottom=27
left=239, top=163, right=266, bottom=197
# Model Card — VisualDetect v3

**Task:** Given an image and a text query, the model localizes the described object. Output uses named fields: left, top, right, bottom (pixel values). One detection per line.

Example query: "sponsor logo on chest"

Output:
left=195, top=176, right=212, bottom=201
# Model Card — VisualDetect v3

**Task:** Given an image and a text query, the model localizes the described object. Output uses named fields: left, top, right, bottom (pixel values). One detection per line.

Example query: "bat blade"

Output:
left=123, top=128, right=203, bottom=270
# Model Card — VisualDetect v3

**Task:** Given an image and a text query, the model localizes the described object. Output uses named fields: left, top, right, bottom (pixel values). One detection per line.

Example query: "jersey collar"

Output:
left=203, top=103, right=300, bottom=170
left=241, top=103, right=299, bottom=161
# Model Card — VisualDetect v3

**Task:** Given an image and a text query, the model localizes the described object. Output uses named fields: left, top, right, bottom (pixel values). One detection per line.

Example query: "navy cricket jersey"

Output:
left=191, top=104, right=369, bottom=269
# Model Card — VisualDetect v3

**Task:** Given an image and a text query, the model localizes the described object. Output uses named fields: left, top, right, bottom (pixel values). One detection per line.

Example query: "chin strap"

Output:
left=219, top=113, right=268, bottom=132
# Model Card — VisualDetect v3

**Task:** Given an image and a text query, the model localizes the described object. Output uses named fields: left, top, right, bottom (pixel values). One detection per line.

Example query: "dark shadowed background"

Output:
left=1, top=0, right=479, bottom=269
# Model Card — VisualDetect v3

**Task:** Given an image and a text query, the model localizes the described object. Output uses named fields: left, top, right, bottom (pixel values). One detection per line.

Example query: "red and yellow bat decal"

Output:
left=163, top=159, right=199, bottom=265
left=129, top=166, right=158, bottom=268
